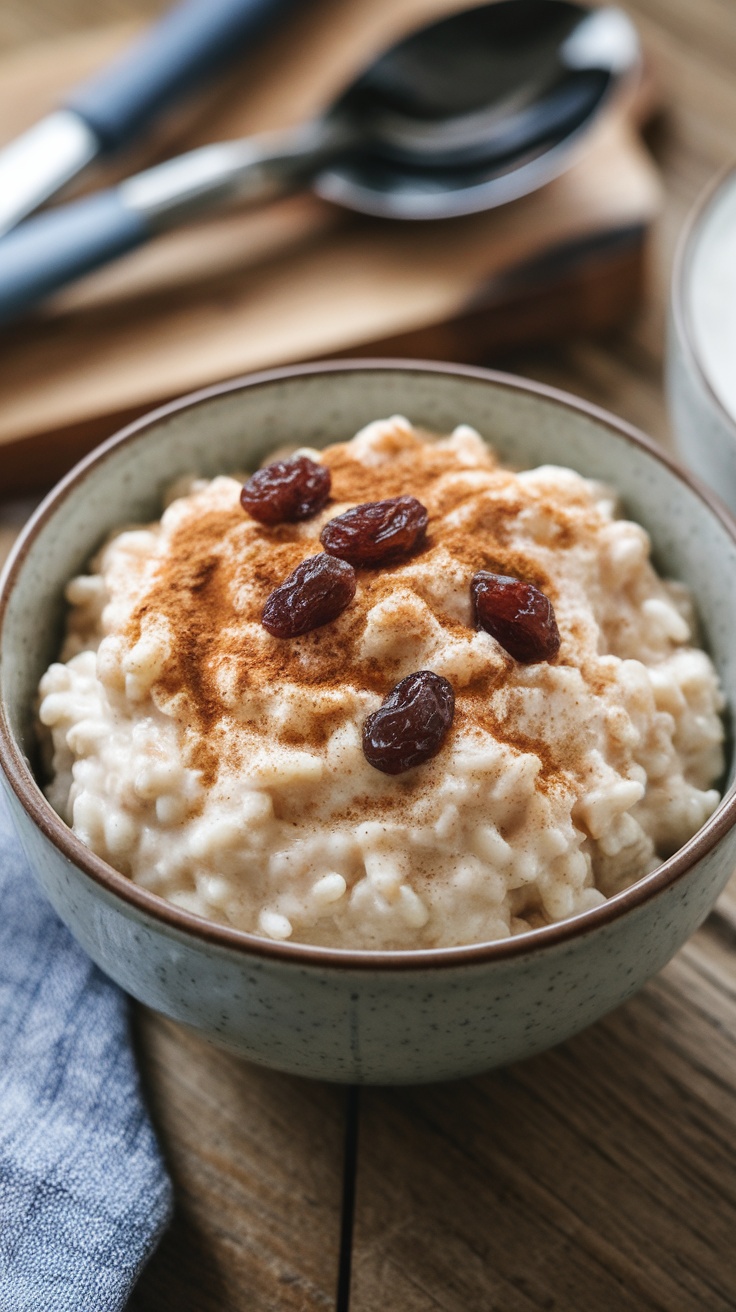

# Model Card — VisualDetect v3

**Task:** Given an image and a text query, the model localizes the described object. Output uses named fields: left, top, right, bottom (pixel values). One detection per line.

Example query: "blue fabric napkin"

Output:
left=0, top=789, right=172, bottom=1312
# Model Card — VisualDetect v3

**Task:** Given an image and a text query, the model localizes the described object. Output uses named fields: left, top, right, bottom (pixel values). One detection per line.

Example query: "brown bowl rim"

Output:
left=2, top=358, right=736, bottom=971
left=671, top=160, right=736, bottom=444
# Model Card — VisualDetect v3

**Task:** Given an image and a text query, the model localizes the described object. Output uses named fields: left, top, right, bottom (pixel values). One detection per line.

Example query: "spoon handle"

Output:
left=65, top=0, right=300, bottom=154
left=0, top=122, right=342, bottom=325
left=0, top=193, right=148, bottom=323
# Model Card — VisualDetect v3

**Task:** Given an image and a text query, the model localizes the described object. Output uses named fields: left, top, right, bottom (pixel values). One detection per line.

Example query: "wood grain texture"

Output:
left=126, top=1015, right=344, bottom=1312
left=351, top=919, right=736, bottom=1312
left=2, top=1, right=736, bottom=1310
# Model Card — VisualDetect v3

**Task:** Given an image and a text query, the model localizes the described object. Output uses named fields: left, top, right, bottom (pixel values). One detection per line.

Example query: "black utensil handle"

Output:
left=0, top=192, right=149, bottom=324
left=66, top=0, right=297, bottom=152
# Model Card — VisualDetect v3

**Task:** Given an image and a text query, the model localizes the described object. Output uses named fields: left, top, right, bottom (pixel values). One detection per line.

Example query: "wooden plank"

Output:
left=2, top=1, right=736, bottom=1310
left=349, top=900, right=736, bottom=1312
left=126, top=1011, right=345, bottom=1312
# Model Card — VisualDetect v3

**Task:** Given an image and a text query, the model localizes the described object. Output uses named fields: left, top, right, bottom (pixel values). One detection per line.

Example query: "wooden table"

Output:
left=3, top=2, right=736, bottom=1308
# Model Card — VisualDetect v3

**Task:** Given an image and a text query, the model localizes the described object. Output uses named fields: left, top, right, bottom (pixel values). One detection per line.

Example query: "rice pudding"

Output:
left=37, top=417, right=725, bottom=949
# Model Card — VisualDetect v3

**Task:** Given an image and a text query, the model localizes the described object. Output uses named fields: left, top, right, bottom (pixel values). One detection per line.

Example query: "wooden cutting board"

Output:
left=0, top=0, right=662, bottom=494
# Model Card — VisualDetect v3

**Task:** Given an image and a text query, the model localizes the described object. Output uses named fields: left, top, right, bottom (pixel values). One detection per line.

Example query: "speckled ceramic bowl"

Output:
left=2, top=361, right=736, bottom=1084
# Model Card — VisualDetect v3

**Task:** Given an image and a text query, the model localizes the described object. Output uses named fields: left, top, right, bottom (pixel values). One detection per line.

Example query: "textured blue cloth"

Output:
left=0, top=789, right=172, bottom=1311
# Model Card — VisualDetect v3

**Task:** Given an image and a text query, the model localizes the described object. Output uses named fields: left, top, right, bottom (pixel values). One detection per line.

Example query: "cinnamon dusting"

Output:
left=121, top=429, right=601, bottom=793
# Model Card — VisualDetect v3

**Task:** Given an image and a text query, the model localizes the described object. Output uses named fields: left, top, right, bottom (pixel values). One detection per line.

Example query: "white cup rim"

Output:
left=672, top=160, right=736, bottom=444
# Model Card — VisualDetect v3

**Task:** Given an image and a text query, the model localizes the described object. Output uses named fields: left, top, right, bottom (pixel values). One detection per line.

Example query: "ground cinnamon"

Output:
left=122, top=432, right=591, bottom=794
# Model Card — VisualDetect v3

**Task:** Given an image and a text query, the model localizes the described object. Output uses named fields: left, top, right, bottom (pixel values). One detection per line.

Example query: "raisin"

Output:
left=471, top=572, right=560, bottom=663
left=262, top=553, right=356, bottom=637
left=241, top=455, right=331, bottom=525
left=320, top=496, right=428, bottom=567
left=362, top=670, right=455, bottom=774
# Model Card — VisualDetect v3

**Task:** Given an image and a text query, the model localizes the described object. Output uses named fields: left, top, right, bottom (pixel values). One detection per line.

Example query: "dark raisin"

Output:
left=241, top=455, right=331, bottom=525
left=471, top=572, right=560, bottom=663
left=320, top=496, right=428, bottom=567
left=262, top=553, right=356, bottom=638
left=362, top=671, right=455, bottom=774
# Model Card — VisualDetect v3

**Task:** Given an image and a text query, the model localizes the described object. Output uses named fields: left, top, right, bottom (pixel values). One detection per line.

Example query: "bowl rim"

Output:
left=671, top=160, right=736, bottom=445
left=2, top=357, right=736, bottom=972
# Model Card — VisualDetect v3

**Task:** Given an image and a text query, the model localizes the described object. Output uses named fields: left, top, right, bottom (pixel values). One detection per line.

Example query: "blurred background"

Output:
left=0, top=0, right=732, bottom=512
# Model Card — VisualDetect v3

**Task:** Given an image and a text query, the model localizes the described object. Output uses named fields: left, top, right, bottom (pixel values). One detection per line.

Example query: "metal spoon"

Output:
left=0, top=0, right=640, bottom=324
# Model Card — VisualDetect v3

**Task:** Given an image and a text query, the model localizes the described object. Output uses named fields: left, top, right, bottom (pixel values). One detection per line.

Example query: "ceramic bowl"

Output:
left=668, top=164, right=736, bottom=510
left=2, top=361, right=736, bottom=1085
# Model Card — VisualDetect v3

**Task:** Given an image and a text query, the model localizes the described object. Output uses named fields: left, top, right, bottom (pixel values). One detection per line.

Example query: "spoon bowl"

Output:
left=318, top=1, right=640, bottom=218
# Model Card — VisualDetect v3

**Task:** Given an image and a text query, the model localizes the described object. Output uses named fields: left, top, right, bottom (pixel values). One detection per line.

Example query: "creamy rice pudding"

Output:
left=37, top=418, right=725, bottom=949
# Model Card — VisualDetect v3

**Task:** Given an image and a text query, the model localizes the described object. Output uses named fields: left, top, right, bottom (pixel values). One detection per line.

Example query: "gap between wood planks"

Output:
left=337, top=1086, right=361, bottom=1312
left=330, top=894, right=736, bottom=1312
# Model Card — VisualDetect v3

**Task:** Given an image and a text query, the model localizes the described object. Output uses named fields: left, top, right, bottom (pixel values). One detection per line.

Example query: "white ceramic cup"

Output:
left=668, top=165, right=736, bottom=508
